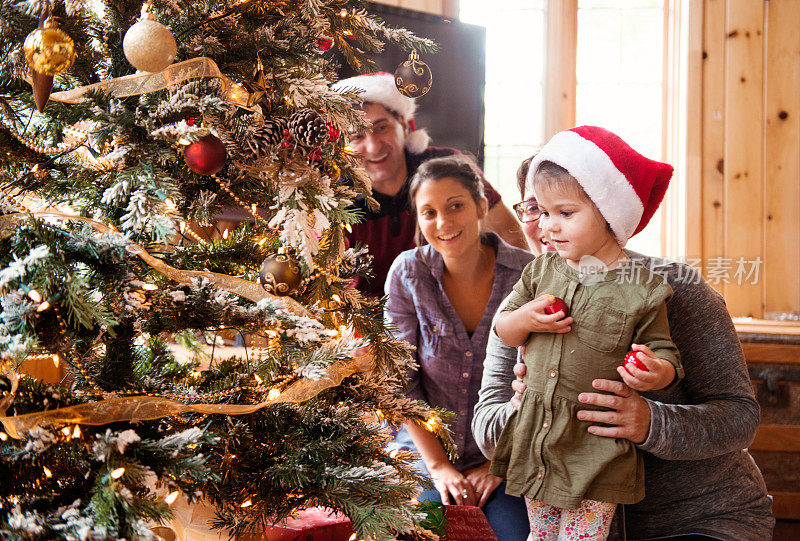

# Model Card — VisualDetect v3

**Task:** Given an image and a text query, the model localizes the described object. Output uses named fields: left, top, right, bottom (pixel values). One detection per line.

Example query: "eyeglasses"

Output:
left=512, top=199, right=541, bottom=223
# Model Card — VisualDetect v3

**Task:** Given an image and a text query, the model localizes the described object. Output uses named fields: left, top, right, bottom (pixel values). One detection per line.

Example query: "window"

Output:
left=461, top=0, right=682, bottom=257
left=460, top=0, right=547, bottom=206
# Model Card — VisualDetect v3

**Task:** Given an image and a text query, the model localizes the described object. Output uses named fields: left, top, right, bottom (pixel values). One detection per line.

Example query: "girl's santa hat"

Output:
left=528, top=126, right=673, bottom=247
left=332, top=72, right=430, bottom=154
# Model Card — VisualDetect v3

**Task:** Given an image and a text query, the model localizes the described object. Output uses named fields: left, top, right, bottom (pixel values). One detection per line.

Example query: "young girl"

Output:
left=490, top=126, right=683, bottom=540
left=385, top=155, right=532, bottom=540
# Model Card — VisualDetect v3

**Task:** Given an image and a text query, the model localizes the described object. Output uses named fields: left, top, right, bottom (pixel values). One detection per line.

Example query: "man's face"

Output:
left=348, top=102, right=409, bottom=193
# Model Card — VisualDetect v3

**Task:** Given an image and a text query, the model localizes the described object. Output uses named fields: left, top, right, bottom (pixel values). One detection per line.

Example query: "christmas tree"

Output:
left=0, top=1, right=453, bottom=539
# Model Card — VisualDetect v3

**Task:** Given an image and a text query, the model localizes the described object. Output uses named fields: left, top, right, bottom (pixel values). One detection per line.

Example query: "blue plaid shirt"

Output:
left=385, top=232, right=533, bottom=471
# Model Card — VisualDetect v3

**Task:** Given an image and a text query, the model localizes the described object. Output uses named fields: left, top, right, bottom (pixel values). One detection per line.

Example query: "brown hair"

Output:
left=409, top=155, right=486, bottom=246
left=516, top=155, right=534, bottom=198
left=533, top=160, right=614, bottom=233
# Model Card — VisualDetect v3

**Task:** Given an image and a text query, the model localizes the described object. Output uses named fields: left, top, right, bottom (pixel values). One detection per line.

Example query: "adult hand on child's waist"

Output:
left=576, top=379, right=651, bottom=444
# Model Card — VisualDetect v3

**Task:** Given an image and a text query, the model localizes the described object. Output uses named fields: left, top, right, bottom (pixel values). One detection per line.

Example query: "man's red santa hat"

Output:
left=332, top=72, right=430, bottom=154
left=528, top=125, right=673, bottom=247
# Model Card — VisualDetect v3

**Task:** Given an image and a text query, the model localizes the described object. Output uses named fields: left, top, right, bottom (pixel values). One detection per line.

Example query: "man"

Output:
left=333, top=72, right=527, bottom=296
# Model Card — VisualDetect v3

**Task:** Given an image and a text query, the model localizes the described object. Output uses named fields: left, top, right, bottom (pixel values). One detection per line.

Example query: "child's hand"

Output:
left=495, top=295, right=573, bottom=347
left=517, top=294, right=574, bottom=333
left=617, top=344, right=676, bottom=392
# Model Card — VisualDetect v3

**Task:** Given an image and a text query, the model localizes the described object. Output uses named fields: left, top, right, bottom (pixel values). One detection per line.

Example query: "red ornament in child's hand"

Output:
left=623, top=350, right=649, bottom=375
left=544, top=296, right=569, bottom=318
left=184, top=134, right=227, bottom=175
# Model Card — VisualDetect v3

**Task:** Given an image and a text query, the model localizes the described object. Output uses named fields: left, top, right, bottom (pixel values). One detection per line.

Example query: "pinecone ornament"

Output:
left=288, top=108, right=328, bottom=147
left=249, top=117, right=289, bottom=155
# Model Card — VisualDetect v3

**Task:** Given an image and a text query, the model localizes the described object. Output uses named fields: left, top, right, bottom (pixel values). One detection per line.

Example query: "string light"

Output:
left=36, top=301, right=50, bottom=312
left=257, top=237, right=268, bottom=246
left=0, top=432, right=7, bottom=441
left=267, top=389, right=280, bottom=400
left=165, top=491, right=179, bottom=505
left=110, top=467, right=125, bottom=479
left=43, top=467, right=52, bottom=478
left=240, top=499, right=252, bottom=508
left=164, top=198, right=176, bottom=210
left=61, top=427, right=71, bottom=437
left=27, top=289, right=42, bottom=303
left=52, top=354, right=59, bottom=367
left=141, top=283, right=158, bottom=291
left=223, top=229, right=229, bottom=240
left=73, top=425, right=81, bottom=438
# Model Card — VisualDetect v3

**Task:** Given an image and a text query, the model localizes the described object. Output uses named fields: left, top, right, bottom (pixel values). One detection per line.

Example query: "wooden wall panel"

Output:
left=701, top=0, right=726, bottom=297
left=764, top=0, right=800, bottom=315
left=699, top=0, right=800, bottom=319
left=721, top=0, right=763, bottom=318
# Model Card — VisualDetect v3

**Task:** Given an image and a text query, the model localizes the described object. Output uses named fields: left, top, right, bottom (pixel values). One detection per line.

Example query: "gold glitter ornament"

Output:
left=394, top=50, right=432, bottom=98
left=23, top=18, right=75, bottom=76
left=123, top=10, right=177, bottom=73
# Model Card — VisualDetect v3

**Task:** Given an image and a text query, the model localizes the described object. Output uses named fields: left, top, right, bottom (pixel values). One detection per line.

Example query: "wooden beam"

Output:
left=770, top=492, right=800, bottom=520
left=751, top=425, right=800, bottom=453
left=544, top=0, right=577, bottom=138
left=742, top=342, right=800, bottom=365
left=735, top=318, right=800, bottom=336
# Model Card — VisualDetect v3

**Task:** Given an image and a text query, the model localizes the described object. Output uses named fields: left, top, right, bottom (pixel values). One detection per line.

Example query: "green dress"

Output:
left=489, top=252, right=683, bottom=509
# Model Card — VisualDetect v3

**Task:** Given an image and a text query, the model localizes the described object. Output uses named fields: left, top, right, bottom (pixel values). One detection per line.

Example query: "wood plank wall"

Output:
left=700, top=0, right=800, bottom=318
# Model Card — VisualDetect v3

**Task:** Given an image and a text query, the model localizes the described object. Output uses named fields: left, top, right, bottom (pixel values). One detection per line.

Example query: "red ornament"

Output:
left=186, top=117, right=194, bottom=126
left=184, top=134, right=227, bottom=175
left=623, top=350, right=649, bottom=375
left=543, top=296, right=569, bottom=318
left=317, top=35, right=334, bottom=51
left=327, top=124, right=341, bottom=143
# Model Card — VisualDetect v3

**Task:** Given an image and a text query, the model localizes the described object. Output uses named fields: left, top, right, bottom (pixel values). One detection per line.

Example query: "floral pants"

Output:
left=525, top=497, right=616, bottom=540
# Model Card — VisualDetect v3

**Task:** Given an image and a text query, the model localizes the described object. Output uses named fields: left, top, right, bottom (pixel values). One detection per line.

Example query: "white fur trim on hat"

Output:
left=527, top=130, right=643, bottom=247
left=405, top=128, right=430, bottom=154
left=332, top=72, right=431, bottom=154
left=332, top=72, right=416, bottom=120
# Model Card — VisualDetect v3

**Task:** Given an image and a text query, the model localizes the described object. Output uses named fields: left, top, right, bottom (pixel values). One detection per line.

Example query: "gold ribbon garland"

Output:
left=0, top=353, right=373, bottom=439
left=30, top=57, right=252, bottom=109
left=0, top=212, right=374, bottom=438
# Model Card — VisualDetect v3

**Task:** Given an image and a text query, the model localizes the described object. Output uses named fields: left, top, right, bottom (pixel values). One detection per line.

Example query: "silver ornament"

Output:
left=123, top=13, right=177, bottom=73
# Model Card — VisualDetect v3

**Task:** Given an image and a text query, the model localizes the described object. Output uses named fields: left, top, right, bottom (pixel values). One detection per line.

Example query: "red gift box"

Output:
left=443, top=505, right=498, bottom=541
left=255, top=508, right=353, bottom=541
left=243, top=504, right=497, bottom=541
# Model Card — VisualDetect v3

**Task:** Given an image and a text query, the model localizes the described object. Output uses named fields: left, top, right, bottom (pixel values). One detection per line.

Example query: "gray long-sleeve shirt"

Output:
left=472, top=252, right=774, bottom=540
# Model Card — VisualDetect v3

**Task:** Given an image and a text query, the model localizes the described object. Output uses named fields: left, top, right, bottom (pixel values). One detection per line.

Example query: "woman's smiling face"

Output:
left=414, top=176, right=487, bottom=261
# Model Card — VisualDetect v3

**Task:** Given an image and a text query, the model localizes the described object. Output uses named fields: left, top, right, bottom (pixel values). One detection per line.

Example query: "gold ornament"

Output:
left=241, top=58, right=273, bottom=108
left=23, top=18, right=75, bottom=76
left=259, top=253, right=302, bottom=296
left=394, top=50, right=432, bottom=98
left=123, top=7, right=177, bottom=73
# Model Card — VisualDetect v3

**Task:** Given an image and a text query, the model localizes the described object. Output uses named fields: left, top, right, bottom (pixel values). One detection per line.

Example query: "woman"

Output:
left=385, top=156, right=532, bottom=540
left=472, top=157, right=775, bottom=540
